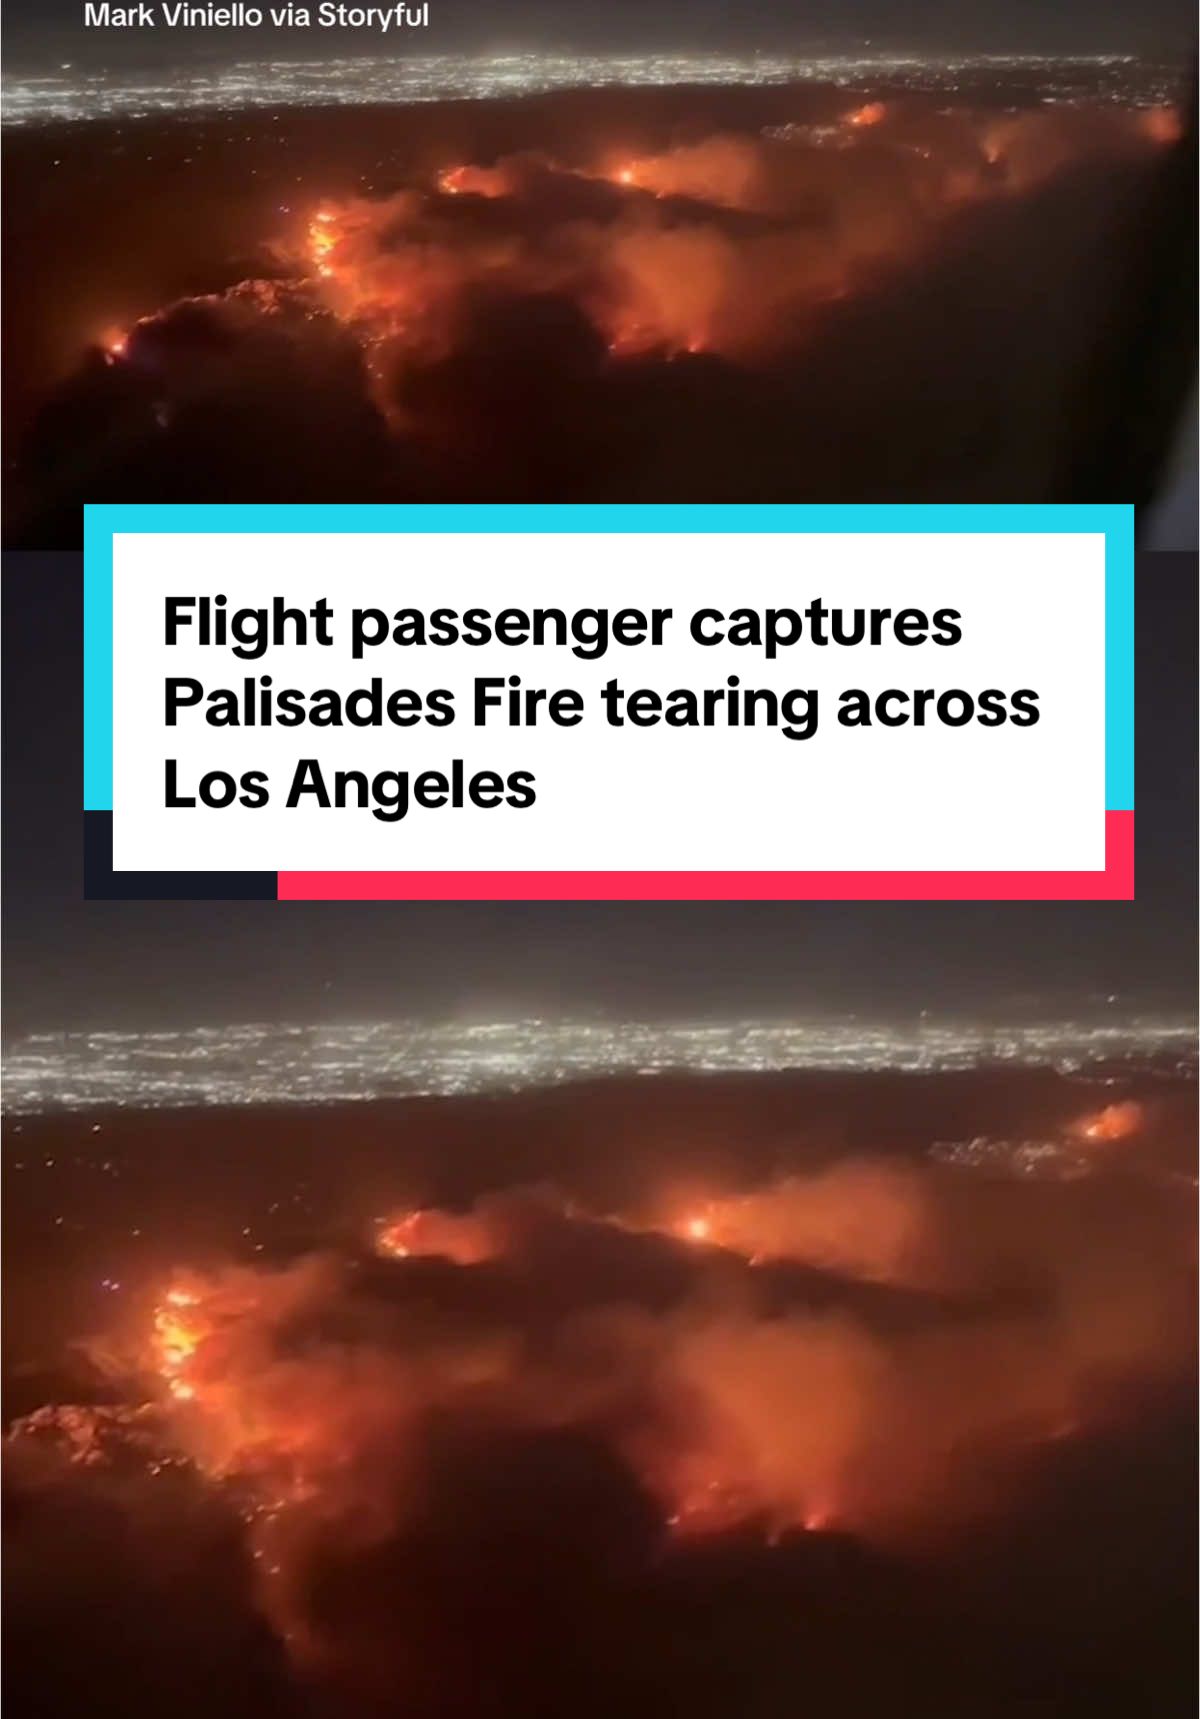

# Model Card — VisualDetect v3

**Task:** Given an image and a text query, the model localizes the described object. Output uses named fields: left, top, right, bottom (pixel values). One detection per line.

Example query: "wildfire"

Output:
left=306, top=209, right=338, bottom=277
left=96, top=323, right=131, bottom=361
left=436, top=163, right=510, bottom=198
left=43, top=100, right=1175, bottom=481
left=374, top=1207, right=497, bottom=1265
left=638, top=1163, right=934, bottom=1285
left=7, top=1124, right=1189, bottom=1685
left=152, top=1285, right=206, bottom=1401
left=232, top=105, right=1168, bottom=395
left=1070, top=1100, right=1144, bottom=1144
left=846, top=101, right=887, bottom=128
left=664, top=1476, right=760, bottom=1535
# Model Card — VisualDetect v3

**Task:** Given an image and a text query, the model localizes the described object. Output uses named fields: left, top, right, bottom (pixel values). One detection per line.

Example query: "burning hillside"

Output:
left=106, top=103, right=1177, bottom=383
left=8, top=1088, right=1193, bottom=1679
left=11, top=93, right=1183, bottom=531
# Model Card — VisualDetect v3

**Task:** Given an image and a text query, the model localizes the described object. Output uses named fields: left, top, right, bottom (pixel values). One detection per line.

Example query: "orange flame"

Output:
left=1070, top=1100, right=1144, bottom=1144
left=375, top=1207, right=497, bottom=1265
left=846, top=101, right=887, bottom=129
left=437, top=163, right=512, bottom=198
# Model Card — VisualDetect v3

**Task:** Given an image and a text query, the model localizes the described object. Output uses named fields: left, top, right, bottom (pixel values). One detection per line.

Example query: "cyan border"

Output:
left=83, top=502, right=1134, bottom=815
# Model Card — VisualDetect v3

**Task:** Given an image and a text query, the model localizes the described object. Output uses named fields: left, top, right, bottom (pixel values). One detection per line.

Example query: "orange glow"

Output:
left=305, top=210, right=340, bottom=282
left=375, top=1207, right=497, bottom=1265
left=645, top=1162, right=934, bottom=1285
left=437, top=162, right=515, bottom=198
left=4, top=1127, right=1186, bottom=1685
left=846, top=101, right=887, bottom=128
left=276, top=112, right=1150, bottom=379
left=1070, top=1100, right=1144, bottom=1144
left=1139, top=105, right=1183, bottom=145
left=598, top=137, right=763, bottom=210
left=150, top=1280, right=218, bottom=1414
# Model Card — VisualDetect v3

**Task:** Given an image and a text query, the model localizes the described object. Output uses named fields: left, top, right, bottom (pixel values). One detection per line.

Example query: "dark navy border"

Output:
left=83, top=811, right=275, bottom=901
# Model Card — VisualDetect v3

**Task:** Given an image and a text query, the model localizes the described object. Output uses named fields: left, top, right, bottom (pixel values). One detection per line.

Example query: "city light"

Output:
left=3, top=1014, right=1193, bottom=1114
left=1, top=51, right=1178, bottom=128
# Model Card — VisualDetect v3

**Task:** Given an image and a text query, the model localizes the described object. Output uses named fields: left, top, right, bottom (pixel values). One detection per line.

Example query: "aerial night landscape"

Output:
left=3, top=543, right=1198, bottom=1713
left=2, top=0, right=1196, bottom=541
left=2, top=0, right=1198, bottom=1713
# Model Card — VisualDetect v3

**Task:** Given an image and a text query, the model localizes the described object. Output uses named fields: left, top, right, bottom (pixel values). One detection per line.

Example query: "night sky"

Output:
left=2, top=552, right=1195, bottom=1031
left=3, top=0, right=1197, bottom=70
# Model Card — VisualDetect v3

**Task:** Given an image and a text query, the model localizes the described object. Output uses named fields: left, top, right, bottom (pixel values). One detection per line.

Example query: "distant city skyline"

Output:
left=1, top=46, right=1185, bottom=125
left=4, top=1010, right=1195, bottom=1113
left=4, top=0, right=1197, bottom=76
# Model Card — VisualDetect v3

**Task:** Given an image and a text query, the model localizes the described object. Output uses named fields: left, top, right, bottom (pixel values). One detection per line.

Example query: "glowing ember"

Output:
left=846, top=101, right=887, bottom=128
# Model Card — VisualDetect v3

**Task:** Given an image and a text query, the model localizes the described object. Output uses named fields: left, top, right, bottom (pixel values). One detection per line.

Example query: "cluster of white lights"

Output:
left=1, top=50, right=1174, bottom=128
left=3, top=1014, right=1193, bottom=1114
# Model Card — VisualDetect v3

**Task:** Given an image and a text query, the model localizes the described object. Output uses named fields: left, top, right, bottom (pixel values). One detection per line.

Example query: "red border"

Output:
left=278, top=811, right=1133, bottom=902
